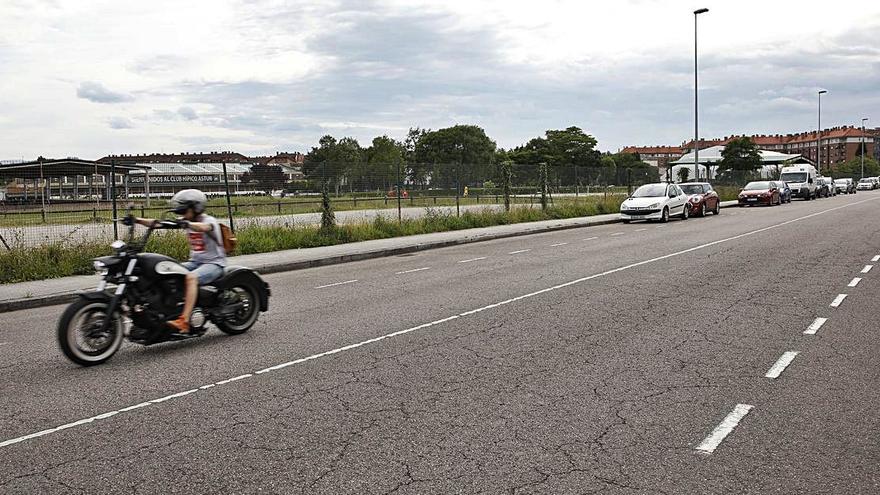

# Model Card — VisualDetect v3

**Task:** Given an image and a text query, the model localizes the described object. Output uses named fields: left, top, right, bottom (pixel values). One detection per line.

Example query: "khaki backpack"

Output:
left=218, top=223, right=237, bottom=254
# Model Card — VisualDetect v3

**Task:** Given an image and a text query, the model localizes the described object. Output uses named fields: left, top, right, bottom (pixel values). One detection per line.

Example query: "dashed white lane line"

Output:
left=848, top=278, right=862, bottom=287
left=458, top=257, right=487, bottom=263
left=765, top=351, right=799, bottom=379
left=610, top=232, right=625, bottom=236
left=872, top=255, right=880, bottom=262
left=0, top=342, right=8, bottom=346
left=314, top=279, right=358, bottom=289
left=395, top=267, right=431, bottom=275
left=550, top=242, right=568, bottom=247
left=830, top=294, right=848, bottom=308
left=804, top=317, right=828, bottom=335
left=635, top=228, right=647, bottom=232
left=861, top=265, right=873, bottom=274
left=508, top=249, right=531, bottom=255
left=696, top=404, right=754, bottom=454
left=583, top=237, right=598, bottom=241
left=3, top=198, right=876, bottom=451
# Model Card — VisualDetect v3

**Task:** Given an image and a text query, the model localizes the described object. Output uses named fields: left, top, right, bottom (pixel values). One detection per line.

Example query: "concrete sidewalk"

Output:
left=0, top=201, right=738, bottom=313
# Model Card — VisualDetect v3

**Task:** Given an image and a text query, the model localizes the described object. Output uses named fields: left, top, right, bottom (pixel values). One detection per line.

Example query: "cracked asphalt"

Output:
left=2, top=191, right=880, bottom=493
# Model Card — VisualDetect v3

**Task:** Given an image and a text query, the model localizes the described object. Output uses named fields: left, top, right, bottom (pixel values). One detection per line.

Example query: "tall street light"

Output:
left=862, top=117, right=869, bottom=179
left=817, top=90, right=827, bottom=173
left=693, top=8, right=709, bottom=181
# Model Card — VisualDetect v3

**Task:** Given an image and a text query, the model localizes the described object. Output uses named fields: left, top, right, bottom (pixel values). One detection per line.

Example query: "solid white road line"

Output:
left=695, top=404, right=754, bottom=454
left=550, top=242, right=568, bottom=247
left=3, top=197, right=877, bottom=451
left=508, top=249, right=531, bottom=254
left=861, top=265, right=873, bottom=274
left=395, top=267, right=431, bottom=274
left=830, top=294, right=848, bottom=308
left=765, top=351, right=799, bottom=379
left=583, top=237, right=598, bottom=241
left=848, top=278, right=862, bottom=287
left=872, top=255, right=880, bottom=262
left=804, top=317, right=828, bottom=335
left=314, top=279, right=358, bottom=289
left=458, top=257, right=487, bottom=263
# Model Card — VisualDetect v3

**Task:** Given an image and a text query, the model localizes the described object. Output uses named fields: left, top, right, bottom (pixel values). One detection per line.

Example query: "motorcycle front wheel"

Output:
left=57, top=299, right=124, bottom=366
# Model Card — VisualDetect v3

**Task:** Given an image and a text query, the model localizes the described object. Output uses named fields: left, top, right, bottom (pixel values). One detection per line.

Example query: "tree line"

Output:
left=242, top=125, right=660, bottom=194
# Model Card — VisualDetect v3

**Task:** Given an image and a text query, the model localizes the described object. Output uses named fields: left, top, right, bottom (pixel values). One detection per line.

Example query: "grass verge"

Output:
left=0, top=196, right=624, bottom=284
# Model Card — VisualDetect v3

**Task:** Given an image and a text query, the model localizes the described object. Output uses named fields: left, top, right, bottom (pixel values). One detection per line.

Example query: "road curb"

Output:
left=0, top=200, right=742, bottom=313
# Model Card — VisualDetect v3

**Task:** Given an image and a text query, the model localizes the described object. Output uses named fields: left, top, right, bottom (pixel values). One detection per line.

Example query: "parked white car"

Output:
left=857, top=178, right=875, bottom=191
left=620, top=183, right=690, bottom=223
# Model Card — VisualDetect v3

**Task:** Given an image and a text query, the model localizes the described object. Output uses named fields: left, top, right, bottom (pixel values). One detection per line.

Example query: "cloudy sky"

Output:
left=1, top=0, right=878, bottom=160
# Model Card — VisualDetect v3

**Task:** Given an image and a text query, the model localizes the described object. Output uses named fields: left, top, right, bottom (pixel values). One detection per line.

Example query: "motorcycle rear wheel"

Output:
left=57, top=299, right=124, bottom=366
left=215, top=284, right=260, bottom=335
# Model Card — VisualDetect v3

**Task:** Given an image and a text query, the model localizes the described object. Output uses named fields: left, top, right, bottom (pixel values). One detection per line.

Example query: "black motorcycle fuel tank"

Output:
left=135, top=253, right=186, bottom=281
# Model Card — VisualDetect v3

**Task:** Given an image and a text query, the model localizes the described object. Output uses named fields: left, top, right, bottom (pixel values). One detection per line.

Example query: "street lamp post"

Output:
left=693, top=8, right=709, bottom=181
left=817, top=90, right=827, bottom=173
left=862, top=118, right=869, bottom=179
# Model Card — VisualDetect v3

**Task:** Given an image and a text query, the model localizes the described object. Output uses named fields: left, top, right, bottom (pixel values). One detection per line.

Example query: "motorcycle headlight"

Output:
left=93, top=260, right=108, bottom=276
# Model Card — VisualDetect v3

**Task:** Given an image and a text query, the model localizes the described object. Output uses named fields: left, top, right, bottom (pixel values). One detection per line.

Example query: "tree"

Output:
left=677, top=167, right=691, bottom=183
left=302, top=135, right=364, bottom=193
left=245, top=164, right=286, bottom=195
left=412, top=125, right=497, bottom=189
left=718, top=137, right=762, bottom=181
left=364, top=135, right=405, bottom=191
left=508, top=127, right=601, bottom=187
left=832, top=156, right=880, bottom=178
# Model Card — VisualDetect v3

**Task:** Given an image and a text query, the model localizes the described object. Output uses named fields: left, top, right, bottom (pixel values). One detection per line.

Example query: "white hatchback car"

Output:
left=619, top=183, right=690, bottom=223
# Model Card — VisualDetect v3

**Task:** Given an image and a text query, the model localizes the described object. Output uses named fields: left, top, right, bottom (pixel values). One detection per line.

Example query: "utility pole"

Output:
left=693, top=8, right=709, bottom=181
left=862, top=118, right=869, bottom=179
left=817, top=90, right=827, bottom=173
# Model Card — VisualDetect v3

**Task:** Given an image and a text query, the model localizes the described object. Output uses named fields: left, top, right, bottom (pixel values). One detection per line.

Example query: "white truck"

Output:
left=779, top=165, right=818, bottom=200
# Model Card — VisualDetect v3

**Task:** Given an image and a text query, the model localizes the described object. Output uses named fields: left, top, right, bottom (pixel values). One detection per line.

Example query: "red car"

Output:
left=679, top=182, right=721, bottom=216
left=738, top=181, right=782, bottom=206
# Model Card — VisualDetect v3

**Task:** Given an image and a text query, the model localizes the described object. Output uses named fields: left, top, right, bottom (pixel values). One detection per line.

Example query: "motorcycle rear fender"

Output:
left=218, top=267, right=270, bottom=312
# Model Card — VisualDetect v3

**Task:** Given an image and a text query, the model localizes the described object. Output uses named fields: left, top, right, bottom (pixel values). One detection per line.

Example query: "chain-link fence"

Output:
left=0, top=161, right=661, bottom=248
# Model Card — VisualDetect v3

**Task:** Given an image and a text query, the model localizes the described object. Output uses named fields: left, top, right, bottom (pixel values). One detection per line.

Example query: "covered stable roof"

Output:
left=0, top=158, right=147, bottom=178
left=670, top=145, right=811, bottom=166
left=127, top=162, right=254, bottom=175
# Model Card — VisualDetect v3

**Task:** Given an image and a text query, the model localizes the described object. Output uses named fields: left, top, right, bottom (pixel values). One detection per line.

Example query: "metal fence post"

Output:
left=396, top=160, right=402, bottom=222
left=222, top=162, right=235, bottom=233
left=110, top=160, right=118, bottom=239
left=627, top=168, right=633, bottom=196
left=456, top=161, right=461, bottom=216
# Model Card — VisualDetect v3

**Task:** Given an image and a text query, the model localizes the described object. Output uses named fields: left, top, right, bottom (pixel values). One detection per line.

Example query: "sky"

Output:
left=0, top=0, right=878, bottom=160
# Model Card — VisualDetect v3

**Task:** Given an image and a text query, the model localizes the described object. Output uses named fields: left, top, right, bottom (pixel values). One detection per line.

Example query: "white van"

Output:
left=779, top=165, right=818, bottom=200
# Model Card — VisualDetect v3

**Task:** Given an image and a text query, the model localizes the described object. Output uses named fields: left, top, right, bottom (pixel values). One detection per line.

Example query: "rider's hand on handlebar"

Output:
left=175, top=219, right=191, bottom=229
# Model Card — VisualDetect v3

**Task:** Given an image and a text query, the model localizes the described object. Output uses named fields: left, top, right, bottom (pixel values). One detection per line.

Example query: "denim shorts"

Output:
left=181, top=262, right=224, bottom=285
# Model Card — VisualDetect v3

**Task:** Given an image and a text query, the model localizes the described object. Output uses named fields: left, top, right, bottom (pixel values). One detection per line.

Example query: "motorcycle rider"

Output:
left=126, top=189, right=226, bottom=334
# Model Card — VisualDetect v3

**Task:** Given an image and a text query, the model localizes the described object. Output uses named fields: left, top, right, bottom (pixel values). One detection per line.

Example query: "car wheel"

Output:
left=681, top=205, right=689, bottom=220
left=699, top=203, right=706, bottom=217
left=622, top=220, right=631, bottom=224
left=713, top=201, right=721, bottom=215
left=661, top=207, right=669, bottom=223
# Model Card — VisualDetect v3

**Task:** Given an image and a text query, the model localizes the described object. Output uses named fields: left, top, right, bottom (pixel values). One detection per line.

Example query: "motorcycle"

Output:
left=57, top=212, right=270, bottom=366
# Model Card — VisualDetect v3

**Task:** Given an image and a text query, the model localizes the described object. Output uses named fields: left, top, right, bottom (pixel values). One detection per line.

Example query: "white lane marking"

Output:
left=395, top=267, right=431, bottom=274
left=2, top=198, right=876, bottom=451
left=0, top=342, right=8, bottom=347
left=765, top=351, right=799, bottom=379
left=550, top=242, right=568, bottom=247
left=458, top=257, right=487, bottom=263
left=635, top=228, right=647, bottom=232
left=610, top=232, right=625, bottom=236
left=872, top=255, right=880, bottom=262
left=696, top=404, right=754, bottom=454
left=655, top=225, right=667, bottom=229
left=314, top=279, right=358, bottom=289
left=861, top=265, right=873, bottom=274
left=830, top=294, right=847, bottom=308
left=508, top=249, right=531, bottom=255
left=583, top=237, right=598, bottom=241
left=848, top=278, right=862, bottom=287
left=804, top=317, right=828, bottom=335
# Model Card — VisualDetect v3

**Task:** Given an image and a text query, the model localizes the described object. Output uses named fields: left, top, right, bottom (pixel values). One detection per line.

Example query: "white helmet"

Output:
left=169, top=189, right=208, bottom=215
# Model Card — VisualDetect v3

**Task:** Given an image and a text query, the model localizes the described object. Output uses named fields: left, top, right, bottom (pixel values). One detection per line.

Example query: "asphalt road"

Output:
left=2, top=192, right=880, bottom=493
